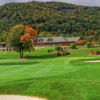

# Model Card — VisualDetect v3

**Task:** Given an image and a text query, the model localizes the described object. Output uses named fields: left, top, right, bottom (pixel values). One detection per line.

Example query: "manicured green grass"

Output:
left=0, top=47, right=100, bottom=100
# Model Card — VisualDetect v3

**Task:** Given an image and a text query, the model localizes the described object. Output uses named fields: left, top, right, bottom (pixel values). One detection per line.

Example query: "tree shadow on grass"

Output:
left=0, top=57, right=13, bottom=59
left=0, top=53, right=57, bottom=60
left=0, top=61, right=39, bottom=65
left=24, top=54, right=57, bottom=59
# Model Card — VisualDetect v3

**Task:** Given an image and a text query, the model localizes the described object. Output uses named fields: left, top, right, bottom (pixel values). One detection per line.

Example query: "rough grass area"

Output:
left=0, top=47, right=100, bottom=100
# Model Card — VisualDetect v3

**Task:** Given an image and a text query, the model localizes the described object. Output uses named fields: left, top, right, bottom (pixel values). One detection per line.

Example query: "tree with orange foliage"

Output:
left=20, top=26, right=37, bottom=52
left=91, top=40, right=95, bottom=45
left=75, top=40, right=86, bottom=45
left=80, top=40, right=86, bottom=44
left=7, top=25, right=37, bottom=58
left=91, top=40, right=98, bottom=46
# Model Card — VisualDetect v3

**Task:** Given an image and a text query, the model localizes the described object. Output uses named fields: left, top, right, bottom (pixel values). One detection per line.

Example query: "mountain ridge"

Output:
left=0, top=1, right=100, bottom=41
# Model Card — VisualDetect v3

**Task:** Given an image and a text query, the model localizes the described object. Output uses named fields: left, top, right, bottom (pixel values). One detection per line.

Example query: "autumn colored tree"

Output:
left=20, top=26, right=37, bottom=52
left=75, top=40, right=86, bottom=45
left=91, top=40, right=95, bottom=45
left=7, top=25, right=37, bottom=58
left=80, top=40, right=86, bottom=45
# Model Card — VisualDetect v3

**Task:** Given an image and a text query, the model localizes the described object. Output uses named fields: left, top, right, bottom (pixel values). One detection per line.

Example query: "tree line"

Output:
left=0, top=1, right=100, bottom=41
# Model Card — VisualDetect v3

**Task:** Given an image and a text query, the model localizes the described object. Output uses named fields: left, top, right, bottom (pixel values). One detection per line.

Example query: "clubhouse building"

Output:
left=33, top=36, right=81, bottom=46
left=0, top=42, right=13, bottom=51
left=0, top=36, right=81, bottom=51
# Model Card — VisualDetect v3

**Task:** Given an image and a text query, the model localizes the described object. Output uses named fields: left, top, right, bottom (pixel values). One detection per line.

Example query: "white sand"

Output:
left=83, top=60, right=100, bottom=62
left=0, top=95, right=46, bottom=100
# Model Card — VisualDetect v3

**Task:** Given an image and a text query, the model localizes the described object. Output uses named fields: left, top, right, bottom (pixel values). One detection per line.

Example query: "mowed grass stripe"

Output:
left=0, top=64, right=20, bottom=72
left=0, top=64, right=31, bottom=75
left=0, top=60, right=36, bottom=73
left=0, top=65, right=25, bottom=74
left=46, top=59, right=71, bottom=76
left=0, top=60, right=21, bottom=70
left=28, top=64, right=55, bottom=77
left=0, top=62, right=54, bottom=84
left=10, top=63, right=52, bottom=78
left=0, top=63, right=40, bottom=80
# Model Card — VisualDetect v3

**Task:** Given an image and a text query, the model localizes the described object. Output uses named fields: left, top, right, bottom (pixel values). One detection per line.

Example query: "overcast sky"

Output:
left=0, top=0, right=100, bottom=7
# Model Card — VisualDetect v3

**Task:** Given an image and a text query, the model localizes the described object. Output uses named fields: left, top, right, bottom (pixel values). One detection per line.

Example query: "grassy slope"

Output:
left=0, top=47, right=100, bottom=100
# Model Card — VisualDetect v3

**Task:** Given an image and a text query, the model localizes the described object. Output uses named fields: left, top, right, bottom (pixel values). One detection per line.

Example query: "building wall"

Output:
left=0, top=44, right=13, bottom=51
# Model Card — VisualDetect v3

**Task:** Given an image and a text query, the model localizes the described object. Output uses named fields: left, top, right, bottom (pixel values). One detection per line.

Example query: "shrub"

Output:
left=86, top=42, right=91, bottom=48
left=65, top=51, right=70, bottom=55
left=69, top=43, right=76, bottom=49
left=98, top=51, right=100, bottom=54
left=61, top=51, right=67, bottom=56
left=55, top=45, right=63, bottom=51
left=91, top=50, right=94, bottom=54
left=94, top=51, right=98, bottom=55
left=57, top=51, right=65, bottom=56
left=57, top=51, right=61, bottom=56
left=48, top=49, right=51, bottom=53
left=56, top=50, right=70, bottom=56
left=96, top=50, right=100, bottom=54
left=59, top=48, right=63, bottom=52
left=90, top=50, right=100, bottom=55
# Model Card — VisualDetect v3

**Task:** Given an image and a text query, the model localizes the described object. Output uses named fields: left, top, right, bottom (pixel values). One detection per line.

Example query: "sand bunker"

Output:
left=0, top=95, right=46, bottom=100
left=83, top=60, right=100, bottom=62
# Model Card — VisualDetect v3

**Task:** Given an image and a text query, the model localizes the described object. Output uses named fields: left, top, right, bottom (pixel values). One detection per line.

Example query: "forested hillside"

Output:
left=0, top=1, right=100, bottom=41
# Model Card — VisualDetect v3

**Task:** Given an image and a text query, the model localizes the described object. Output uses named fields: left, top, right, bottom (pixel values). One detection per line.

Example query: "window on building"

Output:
left=38, top=39, right=43, bottom=42
left=2, top=44, right=5, bottom=47
left=34, top=40, right=37, bottom=43
left=47, top=38, right=53, bottom=42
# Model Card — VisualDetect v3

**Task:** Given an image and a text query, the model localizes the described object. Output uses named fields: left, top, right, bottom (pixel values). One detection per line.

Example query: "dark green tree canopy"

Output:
left=0, top=1, right=100, bottom=37
left=7, top=25, right=25, bottom=58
